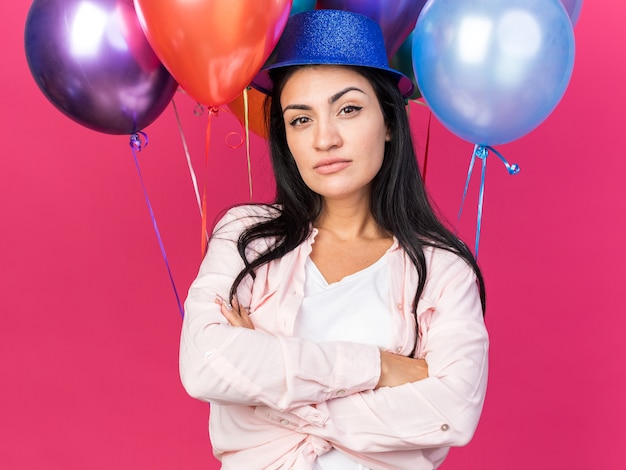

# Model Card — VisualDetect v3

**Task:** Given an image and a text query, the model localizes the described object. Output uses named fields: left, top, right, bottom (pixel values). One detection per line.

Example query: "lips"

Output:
left=314, top=158, right=352, bottom=175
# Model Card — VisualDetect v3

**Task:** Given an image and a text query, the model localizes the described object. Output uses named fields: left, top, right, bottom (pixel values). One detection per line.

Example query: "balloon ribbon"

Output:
left=243, top=88, right=253, bottom=200
left=458, top=145, right=520, bottom=258
left=201, top=107, right=220, bottom=258
left=172, top=98, right=203, bottom=218
left=130, top=132, right=184, bottom=318
left=422, top=110, right=432, bottom=182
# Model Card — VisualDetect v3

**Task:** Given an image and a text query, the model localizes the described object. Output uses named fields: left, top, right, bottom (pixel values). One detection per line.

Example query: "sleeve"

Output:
left=179, top=206, right=382, bottom=412
left=261, top=254, right=488, bottom=452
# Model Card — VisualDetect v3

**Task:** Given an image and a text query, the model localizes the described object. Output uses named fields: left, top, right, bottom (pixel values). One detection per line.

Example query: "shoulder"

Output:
left=422, top=245, right=478, bottom=294
left=213, top=204, right=281, bottom=236
left=423, top=245, right=471, bottom=272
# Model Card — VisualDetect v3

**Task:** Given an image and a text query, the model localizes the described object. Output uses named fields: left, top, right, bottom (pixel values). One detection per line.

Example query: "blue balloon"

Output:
left=412, top=0, right=575, bottom=146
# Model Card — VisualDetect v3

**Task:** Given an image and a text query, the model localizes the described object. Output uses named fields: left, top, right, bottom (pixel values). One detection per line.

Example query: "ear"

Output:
left=385, top=127, right=392, bottom=142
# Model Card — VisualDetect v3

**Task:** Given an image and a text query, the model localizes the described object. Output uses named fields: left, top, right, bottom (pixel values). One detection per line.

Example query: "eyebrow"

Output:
left=282, top=87, right=366, bottom=115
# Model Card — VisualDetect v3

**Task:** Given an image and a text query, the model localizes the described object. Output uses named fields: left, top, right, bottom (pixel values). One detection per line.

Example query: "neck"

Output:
left=315, top=195, right=387, bottom=241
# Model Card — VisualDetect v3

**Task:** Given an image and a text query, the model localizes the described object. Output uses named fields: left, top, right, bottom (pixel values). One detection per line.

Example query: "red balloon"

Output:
left=134, top=0, right=292, bottom=107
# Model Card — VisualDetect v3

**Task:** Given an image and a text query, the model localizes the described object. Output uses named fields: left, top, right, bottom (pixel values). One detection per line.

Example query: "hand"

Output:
left=376, top=351, right=429, bottom=389
left=215, top=296, right=255, bottom=330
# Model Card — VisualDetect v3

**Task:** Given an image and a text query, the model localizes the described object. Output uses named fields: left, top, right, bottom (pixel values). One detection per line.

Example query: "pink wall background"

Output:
left=2, top=2, right=624, bottom=469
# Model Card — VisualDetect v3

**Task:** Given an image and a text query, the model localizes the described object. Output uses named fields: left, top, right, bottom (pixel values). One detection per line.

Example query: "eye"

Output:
left=288, top=116, right=311, bottom=127
left=339, top=105, right=362, bottom=116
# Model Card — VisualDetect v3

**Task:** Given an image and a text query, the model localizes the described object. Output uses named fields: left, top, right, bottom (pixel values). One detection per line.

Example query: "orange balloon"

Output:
left=134, top=0, right=291, bottom=106
left=227, top=88, right=270, bottom=139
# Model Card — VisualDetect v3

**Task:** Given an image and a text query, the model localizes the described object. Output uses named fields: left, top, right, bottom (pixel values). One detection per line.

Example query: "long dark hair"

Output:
left=229, top=65, right=485, bottom=319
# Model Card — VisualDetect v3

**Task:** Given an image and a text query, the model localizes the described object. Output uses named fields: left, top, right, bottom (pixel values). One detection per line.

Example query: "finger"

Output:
left=231, top=297, right=255, bottom=329
left=215, top=296, right=239, bottom=324
left=215, top=295, right=231, bottom=309
left=222, top=303, right=246, bottom=326
left=232, top=297, right=250, bottom=319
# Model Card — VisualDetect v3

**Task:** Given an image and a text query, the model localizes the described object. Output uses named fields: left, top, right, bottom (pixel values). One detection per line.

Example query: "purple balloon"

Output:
left=413, top=0, right=575, bottom=146
left=560, top=0, right=584, bottom=26
left=25, top=0, right=177, bottom=135
left=317, top=0, right=427, bottom=57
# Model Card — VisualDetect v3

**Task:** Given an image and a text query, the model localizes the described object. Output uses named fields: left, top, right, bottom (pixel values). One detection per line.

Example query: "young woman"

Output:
left=180, top=10, right=488, bottom=470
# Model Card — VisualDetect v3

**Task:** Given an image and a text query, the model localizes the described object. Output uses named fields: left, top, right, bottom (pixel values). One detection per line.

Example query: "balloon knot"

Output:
left=129, top=131, right=148, bottom=151
left=475, top=146, right=489, bottom=160
left=482, top=145, right=520, bottom=175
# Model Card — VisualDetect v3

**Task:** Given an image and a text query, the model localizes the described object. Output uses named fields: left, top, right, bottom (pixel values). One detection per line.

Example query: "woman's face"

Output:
left=280, top=65, right=389, bottom=202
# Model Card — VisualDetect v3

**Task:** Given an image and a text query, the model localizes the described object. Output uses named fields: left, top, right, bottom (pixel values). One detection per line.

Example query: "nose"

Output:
left=313, top=116, right=342, bottom=151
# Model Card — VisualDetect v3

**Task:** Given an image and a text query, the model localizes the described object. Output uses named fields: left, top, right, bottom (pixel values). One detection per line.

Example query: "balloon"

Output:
left=292, top=0, right=316, bottom=15
left=227, top=88, right=270, bottom=139
left=412, top=0, right=575, bottom=146
left=24, top=0, right=177, bottom=135
left=134, top=0, right=291, bottom=107
left=389, top=32, right=421, bottom=101
left=317, top=0, right=427, bottom=57
left=560, top=0, right=584, bottom=26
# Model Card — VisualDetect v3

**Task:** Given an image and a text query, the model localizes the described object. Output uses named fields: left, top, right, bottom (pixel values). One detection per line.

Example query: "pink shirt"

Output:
left=180, top=205, right=489, bottom=469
